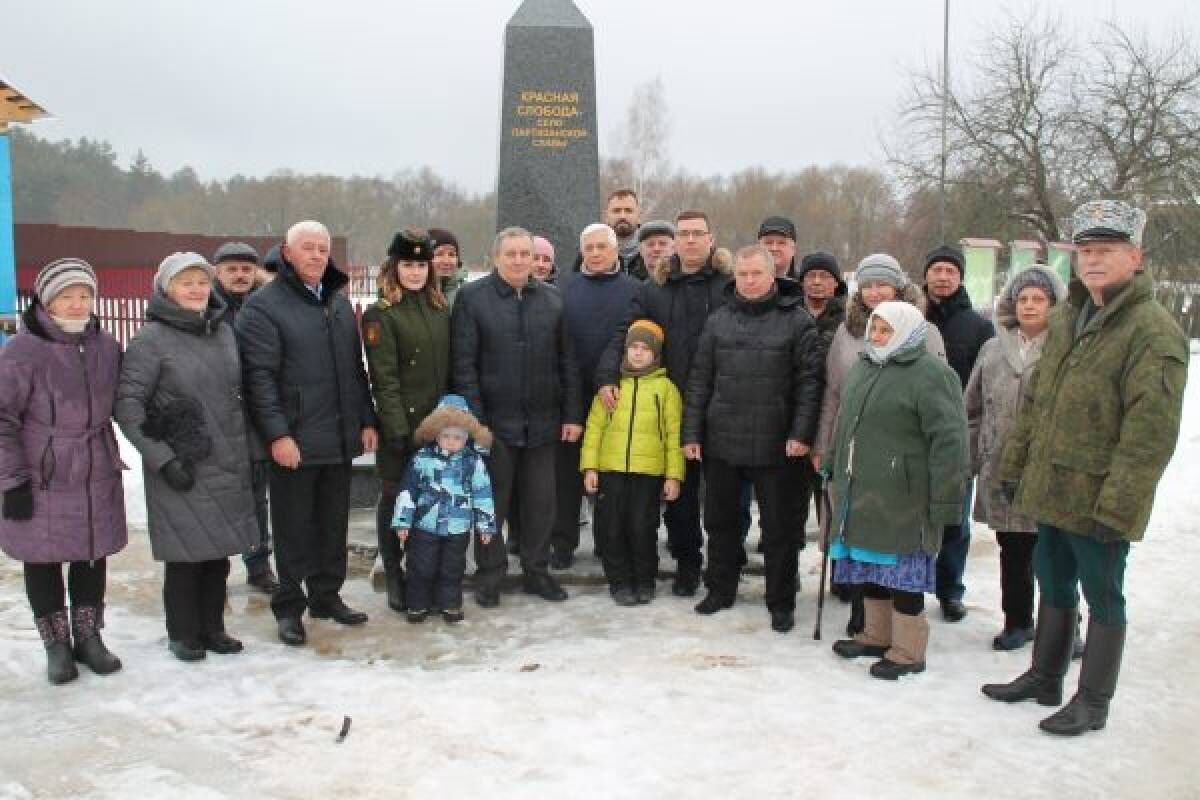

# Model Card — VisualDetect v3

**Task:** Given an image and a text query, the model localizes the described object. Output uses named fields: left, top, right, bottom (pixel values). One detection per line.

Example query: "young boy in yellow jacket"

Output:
left=581, top=320, right=684, bottom=605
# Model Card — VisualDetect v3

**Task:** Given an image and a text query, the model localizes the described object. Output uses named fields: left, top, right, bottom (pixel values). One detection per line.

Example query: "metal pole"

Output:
left=938, top=0, right=950, bottom=243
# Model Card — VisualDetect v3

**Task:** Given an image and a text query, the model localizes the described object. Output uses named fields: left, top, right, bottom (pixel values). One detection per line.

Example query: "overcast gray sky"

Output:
left=3, top=0, right=1194, bottom=193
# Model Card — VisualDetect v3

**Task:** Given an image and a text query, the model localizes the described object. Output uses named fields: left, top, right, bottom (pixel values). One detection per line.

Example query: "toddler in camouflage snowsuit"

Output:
left=392, top=395, right=496, bottom=623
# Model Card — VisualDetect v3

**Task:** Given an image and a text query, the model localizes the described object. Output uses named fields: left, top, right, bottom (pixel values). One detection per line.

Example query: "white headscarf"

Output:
left=864, top=301, right=929, bottom=364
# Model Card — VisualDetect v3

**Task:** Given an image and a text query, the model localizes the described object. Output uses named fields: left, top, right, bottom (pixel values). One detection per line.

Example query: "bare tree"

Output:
left=615, top=77, right=672, bottom=213
left=889, top=14, right=1200, bottom=247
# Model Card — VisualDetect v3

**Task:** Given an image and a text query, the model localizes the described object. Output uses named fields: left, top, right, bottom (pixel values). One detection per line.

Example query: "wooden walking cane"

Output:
left=813, top=472, right=834, bottom=640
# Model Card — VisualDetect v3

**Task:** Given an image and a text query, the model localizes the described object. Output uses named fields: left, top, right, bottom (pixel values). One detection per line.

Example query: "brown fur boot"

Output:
left=833, top=597, right=892, bottom=658
left=870, top=611, right=929, bottom=679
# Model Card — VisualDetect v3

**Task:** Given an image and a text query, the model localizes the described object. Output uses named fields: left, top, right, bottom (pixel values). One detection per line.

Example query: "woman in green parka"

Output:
left=362, top=229, right=451, bottom=613
left=826, top=301, right=968, bottom=680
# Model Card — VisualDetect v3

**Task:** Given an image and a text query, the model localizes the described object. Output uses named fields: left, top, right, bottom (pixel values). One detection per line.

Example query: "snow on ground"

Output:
left=3, top=364, right=1200, bottom=799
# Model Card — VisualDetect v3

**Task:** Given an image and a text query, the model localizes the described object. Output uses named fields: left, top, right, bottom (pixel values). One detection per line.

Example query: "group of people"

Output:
left=0, top=192, right=1186, bottom=738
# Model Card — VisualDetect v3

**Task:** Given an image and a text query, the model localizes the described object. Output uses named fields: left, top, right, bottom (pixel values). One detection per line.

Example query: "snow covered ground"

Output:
left=2, top=363, right=1199, bottom=799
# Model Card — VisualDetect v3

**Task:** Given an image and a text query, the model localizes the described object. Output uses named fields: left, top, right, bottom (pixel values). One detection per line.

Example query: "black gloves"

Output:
left=2, top=481, right=33, bottom=521
left=161, top=459, right=195, bottom=492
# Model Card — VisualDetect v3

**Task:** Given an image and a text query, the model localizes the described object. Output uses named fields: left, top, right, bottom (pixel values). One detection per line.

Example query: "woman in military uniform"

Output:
left=361, top=229, right=452, bottom=613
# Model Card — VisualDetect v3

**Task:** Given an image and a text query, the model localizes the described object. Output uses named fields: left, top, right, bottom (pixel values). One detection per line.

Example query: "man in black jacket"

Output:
left=452, top=226, right=583, bottom=607
left=551, top=224, right=639, bottom=568
left=212, top=241, right=278, bottom=596
left=924, top=244, right=995, bottom=622
left=596, top=210, right=732, bottom=597
left=682, top=245, right=825, bottom=633
left=236, top=221, right=378, bottom=646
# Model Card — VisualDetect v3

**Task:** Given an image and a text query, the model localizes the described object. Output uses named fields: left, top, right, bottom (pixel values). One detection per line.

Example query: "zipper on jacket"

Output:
left=324, top=304, right=349, bottom=462
left=78, top=343, right=95, bottom=563
left=625, top=377, right=640, bottom=471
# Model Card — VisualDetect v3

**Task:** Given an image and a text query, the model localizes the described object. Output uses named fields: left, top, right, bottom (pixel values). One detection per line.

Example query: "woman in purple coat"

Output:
left=0, top=259, right=127, bottom=684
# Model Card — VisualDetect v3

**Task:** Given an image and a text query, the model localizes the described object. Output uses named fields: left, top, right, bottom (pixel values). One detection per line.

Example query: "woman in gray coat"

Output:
left=965, top=264, right=1065, bottom=651
left=116, top=253, right=258, bottom=662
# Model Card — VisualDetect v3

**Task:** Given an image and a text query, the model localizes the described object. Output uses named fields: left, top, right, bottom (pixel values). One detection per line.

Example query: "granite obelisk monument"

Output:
left=496, top=0, right=599, bottom=272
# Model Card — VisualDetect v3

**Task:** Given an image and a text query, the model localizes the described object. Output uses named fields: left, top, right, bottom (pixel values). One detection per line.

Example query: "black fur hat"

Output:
left=387, top=229, right=434, bottom=262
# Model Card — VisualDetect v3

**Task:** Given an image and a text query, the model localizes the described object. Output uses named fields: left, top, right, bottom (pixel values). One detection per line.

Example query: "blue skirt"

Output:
left=832, top=551, right=936, bottom=594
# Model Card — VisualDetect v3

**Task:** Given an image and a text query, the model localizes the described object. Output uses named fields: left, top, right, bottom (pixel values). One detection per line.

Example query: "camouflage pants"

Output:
left=1034, top=525, right=1129, bottom=626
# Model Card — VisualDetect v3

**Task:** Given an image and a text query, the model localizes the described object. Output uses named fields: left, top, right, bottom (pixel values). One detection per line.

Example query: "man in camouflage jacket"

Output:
left=982, top=200, right=1188, bottom=738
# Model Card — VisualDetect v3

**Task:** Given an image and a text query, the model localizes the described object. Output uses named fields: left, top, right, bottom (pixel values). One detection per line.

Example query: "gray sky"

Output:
left=3, top=0, right=1194, bottom=194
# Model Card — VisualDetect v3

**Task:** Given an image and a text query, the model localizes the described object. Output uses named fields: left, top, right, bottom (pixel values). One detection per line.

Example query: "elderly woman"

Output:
left=827, top=301, right=967, bottom=680
left=682, top=244, right=824, bottom=633
left=0, top=259, right=126, bottom=684
left=361, top=229, right=451, bottom=613
left=814, top=253, right=947, bottom=633
left=965, top=264, right=1067, bottom=650
left=116, top=253, right=258, bottom=662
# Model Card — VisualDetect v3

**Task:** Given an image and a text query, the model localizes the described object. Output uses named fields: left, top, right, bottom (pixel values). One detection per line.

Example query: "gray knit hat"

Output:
left=637, top=220, right=676, bottom=243
left=155, top=252, right=215, bottom=296
left=855, top=253, right=908, bottom=289
left=1006, top=263, right=1066, bottom=307
left=212, top=241, right=260, bottom=266
left=35, top=258, right=98, bottom=305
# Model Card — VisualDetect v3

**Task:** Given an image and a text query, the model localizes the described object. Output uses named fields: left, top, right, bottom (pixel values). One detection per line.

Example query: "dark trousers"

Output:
left=550, top=439, right=584, bottom=557
left=863, top=581, right=924, bottom=615
left=703, top=457, right=799, bottom=612
left=478, top=440, right=556, bottom=589
left=997, top=531, right=1037, bottom=630
left=163, top=558, right=231, bottom=641
left=664, top=459, right=704, bottom=569
left=269, top=463, right=352, bottom=619
left=740, top=460, right=815, bottom=546
left=595, top=472, right=663, bottom=590
left=376, top=479, right=406, bottom=577
left=24, top=560, right=106, bottom=617
left=936, top=478, right=974, bottom=602
left=242, top=461, right=273, bottom=576
left=405, top=529, right=470, bottom=611
left=1035, top=524, right=1129, bottom=626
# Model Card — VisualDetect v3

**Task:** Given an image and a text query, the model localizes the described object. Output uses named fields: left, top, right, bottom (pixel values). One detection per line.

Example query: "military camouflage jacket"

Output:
left=998, top=274, right=1188, bottom=542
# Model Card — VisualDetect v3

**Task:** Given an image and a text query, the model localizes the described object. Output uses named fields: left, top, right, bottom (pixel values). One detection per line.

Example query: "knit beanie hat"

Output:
left=154, top=252, right=214, bottom=296
left=212, top=241, right=260, bottom=266
left=856, top=253, right=908, bottom=289
left=428, top=228, right=460, bottom=256
left=625, top=319, right=664, bottom=358
left=1006, top=264, right=1066, bottom=308
left=923, top=244, right=965, bottom=277
left=387, top=228, right=433, bottom=262
left=637, top=220, right=676, bottom=243
left=35, top=258, right=98, bottom=305
left=533, top=236, right=555, bottom=261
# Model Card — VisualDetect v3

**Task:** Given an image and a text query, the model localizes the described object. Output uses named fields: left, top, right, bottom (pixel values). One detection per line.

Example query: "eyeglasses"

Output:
left=677, top=230, right=710, bottom=239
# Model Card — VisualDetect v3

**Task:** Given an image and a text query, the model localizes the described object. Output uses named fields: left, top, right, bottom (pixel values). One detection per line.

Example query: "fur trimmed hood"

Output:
left=650, top=247, right=733, bottom=286
left=413, top=405, right=493, bottom=450
left=844, top=282, right=928, bottom=338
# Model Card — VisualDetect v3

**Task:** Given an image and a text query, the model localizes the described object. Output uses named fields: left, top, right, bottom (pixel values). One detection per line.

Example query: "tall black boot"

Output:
left=981, top=604, right=1074, bottom=706
left=1039, top=618, right=1125, bottom=736
left=71, top=604, right=122, bottom=675
left=35, top=609, right=78, bottom=685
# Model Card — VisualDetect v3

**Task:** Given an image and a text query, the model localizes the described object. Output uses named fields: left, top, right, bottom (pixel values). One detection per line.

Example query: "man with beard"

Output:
left=603, top=188, right=642, bottom=266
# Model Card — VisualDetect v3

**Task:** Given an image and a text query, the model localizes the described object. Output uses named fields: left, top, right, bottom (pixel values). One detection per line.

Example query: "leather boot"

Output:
left=71, top=604, right=122, bottom=675
left=833, top=597, right=891, bottom=658
left=870, top=610, right=928, bottom=680
left=982, top=604, right=1075, bottom=706
left=1039, top=618, right=1125, bottom=736
left=35, top=610, right=78, bottom=685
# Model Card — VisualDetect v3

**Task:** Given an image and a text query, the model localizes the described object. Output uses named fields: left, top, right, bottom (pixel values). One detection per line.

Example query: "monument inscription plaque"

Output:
left=496, top=0, right=599, bottom=272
